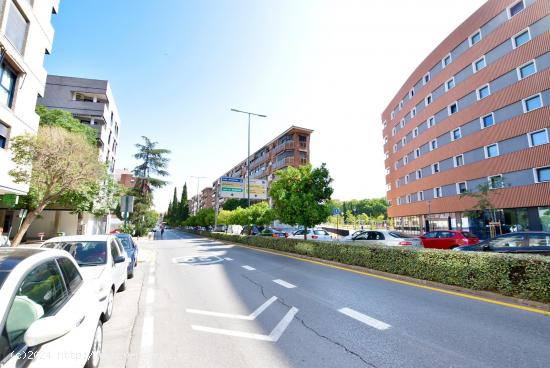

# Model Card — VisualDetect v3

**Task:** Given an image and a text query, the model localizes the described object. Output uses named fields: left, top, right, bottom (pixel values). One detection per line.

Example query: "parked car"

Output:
left=241, top=225, right=263, bottom=236
left=342, top=229, right=368, bottom=241
left=257, top=228, right=288, bottom=238
left=115, top=233, right=139, bottom=278
left=41, top=235, right=129, bottom=322
left=0, top=247, right=104, bottom=368
left=290, top=228, right=332, bottom=241
left=349, top=230, right=422, bottom=247
left=455, top=231, right=550, bottom=255
left=419, top=230, right=480, bottom=249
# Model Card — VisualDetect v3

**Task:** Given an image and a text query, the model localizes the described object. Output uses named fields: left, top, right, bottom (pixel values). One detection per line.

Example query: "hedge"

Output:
left=184, top=230, right=550, bottom=304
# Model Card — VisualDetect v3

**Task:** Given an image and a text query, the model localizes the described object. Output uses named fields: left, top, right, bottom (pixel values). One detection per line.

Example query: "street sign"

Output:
left=333, top=208, right=340, bottom=215
left=120, top=195, right=134, bottom=213
left=219, top=177, right=244, bottom=198
left=0, top=194, right=19, bottom=207
left=245, top=179, right=268, bottom=200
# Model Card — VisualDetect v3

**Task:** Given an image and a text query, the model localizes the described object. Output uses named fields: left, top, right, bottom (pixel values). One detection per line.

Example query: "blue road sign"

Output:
left=333, top=208, right=340, bottom=215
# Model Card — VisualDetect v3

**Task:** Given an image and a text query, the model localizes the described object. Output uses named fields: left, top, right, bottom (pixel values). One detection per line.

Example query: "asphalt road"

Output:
left=101, top=230, right=550, bottom=368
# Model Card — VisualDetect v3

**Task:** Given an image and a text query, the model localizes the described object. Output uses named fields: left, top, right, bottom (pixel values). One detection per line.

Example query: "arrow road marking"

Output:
left=224, top=257, right=233, bottom=261
left=191, top=306, right=299, bottom=342
left=272, top=279, right=296, bottom=288
left=338, top=307, right=391, bottom=330
left=186, top=296, right=278, bottom=320
left=242, top=265, right=255, bottom=271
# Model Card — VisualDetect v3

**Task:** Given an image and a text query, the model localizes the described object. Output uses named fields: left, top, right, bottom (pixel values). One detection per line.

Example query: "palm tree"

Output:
left=133, top=136, right=171, bottom=196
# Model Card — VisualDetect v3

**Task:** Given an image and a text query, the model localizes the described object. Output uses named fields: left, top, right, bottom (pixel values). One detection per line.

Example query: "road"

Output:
left=101, top=229, right=550, bottom=368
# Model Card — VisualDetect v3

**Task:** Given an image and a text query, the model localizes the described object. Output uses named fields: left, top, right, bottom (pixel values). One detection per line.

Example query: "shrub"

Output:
left=186, top=230, right=550, bottom=303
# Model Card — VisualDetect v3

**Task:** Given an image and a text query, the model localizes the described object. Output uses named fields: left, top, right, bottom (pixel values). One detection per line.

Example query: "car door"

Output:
left=486, top=233, right=528, bottom=253
left=436, top=231, right=455, bottom=249
left=110, top=239, right=126, bottom=289
left=420, top=232, right=437, bottom=248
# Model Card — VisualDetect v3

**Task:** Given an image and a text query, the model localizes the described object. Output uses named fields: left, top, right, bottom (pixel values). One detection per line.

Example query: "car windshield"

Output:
left=44, top=241, right=108, bottom=266
left=389, top=232, right=412, bottom=238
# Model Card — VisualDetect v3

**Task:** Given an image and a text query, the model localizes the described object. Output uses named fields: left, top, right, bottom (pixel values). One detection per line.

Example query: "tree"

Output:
left=222, top=198, right=249, bottom=210
left=460, top=183, right=500, bottom=222
left=9, top=126, right=104, bottom=246
left=179, top=183, right=189, bottom=223
left=133, top=136, right=171, bottom=196
left=36, top=106, right=97, bottom=146
left=270, top=164, right=333, bottom=239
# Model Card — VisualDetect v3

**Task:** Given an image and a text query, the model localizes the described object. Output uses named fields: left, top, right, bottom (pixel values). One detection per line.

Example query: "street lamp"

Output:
left=230, top=108, right=267, bottom=207
left=191, top=176, right=207, bottom=215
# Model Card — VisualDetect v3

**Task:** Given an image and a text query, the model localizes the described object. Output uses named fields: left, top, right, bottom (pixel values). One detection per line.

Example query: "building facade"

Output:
left=115, top=168, right=137, bottom=190
left=213, top=125, right=313, bottom=204
left=200, top=187, right=213, bottom=209
left=37, top=75, right=121, bottom=173
left=382, top=0, right=550, bottom=237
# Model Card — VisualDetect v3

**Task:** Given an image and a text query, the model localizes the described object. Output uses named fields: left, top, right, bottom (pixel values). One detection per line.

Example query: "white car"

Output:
left=348, top=230, right=423, bottom=247
left=42, top=235, right=129, bottom=322
left=342, top=229, right=369, bottom=241
left=0, top=247, right=103, bottom=368
left=290, top=228, right=333, bottom=241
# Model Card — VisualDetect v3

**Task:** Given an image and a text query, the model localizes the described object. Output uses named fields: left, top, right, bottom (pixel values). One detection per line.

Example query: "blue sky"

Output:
left=45, top=0, right=486, bottom=211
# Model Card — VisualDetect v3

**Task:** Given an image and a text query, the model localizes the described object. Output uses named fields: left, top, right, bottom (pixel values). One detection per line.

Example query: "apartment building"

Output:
left=200, top=187, right=213, bottom=209
left=115, top=168, right=137, bottom=190
left=212, top=125, right=313, bottom=203
left=0, top=0, right=59, bottom=197
left=382, top=0, right=550, bottom=236
left=37, top=75, right=121, bottom=173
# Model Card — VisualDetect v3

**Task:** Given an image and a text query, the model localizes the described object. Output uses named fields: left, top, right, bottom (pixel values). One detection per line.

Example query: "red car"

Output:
left=420, top=230, right=480, bottom=249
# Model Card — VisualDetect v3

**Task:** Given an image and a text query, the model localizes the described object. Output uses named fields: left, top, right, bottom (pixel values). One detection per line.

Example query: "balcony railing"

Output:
left=273, top=141, right=295, bottom=154
left=273, top=157, right=295, bottom=169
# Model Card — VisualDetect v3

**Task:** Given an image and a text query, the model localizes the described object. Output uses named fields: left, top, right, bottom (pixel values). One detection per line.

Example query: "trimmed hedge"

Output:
left=185, top=230, right=550, bottom=304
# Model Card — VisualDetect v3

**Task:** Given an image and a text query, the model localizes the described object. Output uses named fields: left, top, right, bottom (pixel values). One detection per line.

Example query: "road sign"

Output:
left=333, top=208, right=340, bottom=215
left=245, top=179, right=268, bottom=200
left=120, top=195, right=134, bottom=213
left=219, top=177, right=244, bottom=198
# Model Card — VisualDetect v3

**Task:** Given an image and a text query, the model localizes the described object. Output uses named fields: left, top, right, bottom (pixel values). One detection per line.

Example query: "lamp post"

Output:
left=191, top=176, right=206, bottom=215
left=230, top=108, right=267, bottom=207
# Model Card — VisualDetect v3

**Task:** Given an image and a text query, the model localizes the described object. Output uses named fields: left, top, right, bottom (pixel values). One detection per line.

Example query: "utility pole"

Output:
left=230, top=108, right=267, bottom=207
left=190, top=176, right=206, bottom=215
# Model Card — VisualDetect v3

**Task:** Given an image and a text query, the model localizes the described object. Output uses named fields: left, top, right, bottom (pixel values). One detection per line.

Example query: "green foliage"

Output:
left=460, top=183, right=501, bottom=221
left=179, top=183, right=189, bottom=221
left=270, top=164, right=333, bottom=234
left=184, top=208, right=215, bottom=227
left=36, top=105, right=97, bottom=146
left=133, top=136, right=171, bottom=195
left=222, top=198, right=249, bottom=210
left=187, top=231, right=550, bottom=303
left=328, top=198, right=388, bottom=220
left=120, top=222, right=135, bottom=235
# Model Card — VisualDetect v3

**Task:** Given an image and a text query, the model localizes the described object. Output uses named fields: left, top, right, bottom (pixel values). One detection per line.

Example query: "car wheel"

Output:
left=128, top=270, right=134, bottom=279
left=102, top=289, right=114, bottom=322
left=85, top=321, right=103, bottom=368
left=118, top=280, right=126, bottom=292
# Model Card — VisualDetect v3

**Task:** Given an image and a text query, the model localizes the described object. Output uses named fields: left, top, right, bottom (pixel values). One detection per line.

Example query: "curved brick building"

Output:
left=381, top=0, right=550, bottom=237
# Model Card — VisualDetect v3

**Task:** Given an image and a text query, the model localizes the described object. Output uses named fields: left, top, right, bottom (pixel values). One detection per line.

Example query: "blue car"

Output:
left=116, top=233, right=139, bottom=278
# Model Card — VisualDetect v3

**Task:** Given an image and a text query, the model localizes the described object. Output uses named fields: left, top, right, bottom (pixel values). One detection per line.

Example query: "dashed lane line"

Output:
left=338, top=307, right=391, bottom=331
left=272, top=279, right=296, bottom=289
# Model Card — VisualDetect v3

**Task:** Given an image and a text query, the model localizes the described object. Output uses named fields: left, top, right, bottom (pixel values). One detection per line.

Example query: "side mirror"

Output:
left=114, top=255, right=126, bottom=264
left=24, top=315, right=74, bottom=347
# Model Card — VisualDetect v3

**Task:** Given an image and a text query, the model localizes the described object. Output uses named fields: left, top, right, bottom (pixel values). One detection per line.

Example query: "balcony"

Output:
left=272, top=157, right=295, bottom=170
left=273, top=141, right=295, bottom=154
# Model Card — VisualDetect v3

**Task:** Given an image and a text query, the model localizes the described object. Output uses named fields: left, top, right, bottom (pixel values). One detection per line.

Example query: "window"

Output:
left=488, top=234, right=527, bottom=248
left=385, top=167, right=390, bottom=175
left=523, top=94, right=543, bottom=112
left=385, top=151, right=389, bottom=160
left=534, top=167, right=550, bottom=183
left=517, top=60, right=536, bottom=80
left=383, top=120, right=387, bottom=128
left=0, top=121, right=9, bottom=149
left=393, top=144, right=397, bottom=153
left=469, top=30, right=482, bottom=46
left=529, top=129, right=549, bottom=147
left=451, top=128, right=462, bottom=141
left=454, top=154, right=464, bottom=167
left=473, top=56, right=486, bottom=73
left=508, top=0, right=525, bottom=18
left=412, top=127, right=419, bottom=138
left=457, top=182, right=468, bottom=194
left=427, top=116, right=435, bottom=128
left=445, top=77, right=455, bottom=91
left=406, top=195, right=411, bottom=204
left=425, top=94, right=432, bottom=106
left=399, top=100, right=403, bottom=109
left=432, top=162, right=440, bottom=174
left=0, top=63, right=17, bottom=108
left=392, top=127, right=396, bottom=136
left=400, top=119, right=405, bottom=128
left=409, top=88, right=415, bottom=98
left=488, top=175, right=503, bottom=189
left=433, top=187, right=442, bottom=198
left=401, top=137, right=406, bottom=146
left=416, top=170, right=422, bottom=179
left=414, top=148, right=420, bottom=158
left=423, top=73, right=430, bottom=85
left=391, top=111, right=395, bottom=119
left=57, top=258, right=83, bottom=294
left=442, top=54, right=452, bottom=68
left=485, top=143, right=499, bottom=158
left=448, top=102, right=458, bottom=115
left=404, top=175, right=409, bottom=184
left=481, top=113, right=495, bottom=128
left=403, top=155, right=408, bottom=165
left=512, top=28, right=531, bottom=48
left=477, top=84, right=490, bottom=100
left=528, top=234, right=550, bottom=247
left=417, top=191, right=424, bottom=201
left=384, top=136, right=388, bottom=145
left=411, top=107, right=416, bottom=118
left=386, top=184, right=392, bottom=192
left=5, top=2, right=28, bottom=54
left=429, top=139, right=437, bottom=151
left=396, top=180, right=399, bottom=189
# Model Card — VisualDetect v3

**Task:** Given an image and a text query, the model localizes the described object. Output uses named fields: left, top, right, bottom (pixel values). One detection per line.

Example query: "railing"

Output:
left=272, top=157, right=295, bottom=169
left=273, top=141, right=295, bottom=154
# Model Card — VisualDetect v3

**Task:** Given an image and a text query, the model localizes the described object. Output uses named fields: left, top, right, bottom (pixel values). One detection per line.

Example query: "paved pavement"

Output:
left=100, top=229, right=550, bottom=368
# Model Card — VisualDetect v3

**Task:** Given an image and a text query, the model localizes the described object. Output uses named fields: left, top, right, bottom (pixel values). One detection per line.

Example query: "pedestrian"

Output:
left=0, top=227, right=10, bottom=247
left=160, top=224, right=165, bottom=237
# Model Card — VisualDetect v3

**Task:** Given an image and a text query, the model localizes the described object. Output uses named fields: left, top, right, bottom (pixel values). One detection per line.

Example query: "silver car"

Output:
left=348, top=230, right=422, bottom=247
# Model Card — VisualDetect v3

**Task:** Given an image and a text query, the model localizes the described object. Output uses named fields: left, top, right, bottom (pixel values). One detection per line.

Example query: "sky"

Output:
left=45, top=0, right=487, bottom=211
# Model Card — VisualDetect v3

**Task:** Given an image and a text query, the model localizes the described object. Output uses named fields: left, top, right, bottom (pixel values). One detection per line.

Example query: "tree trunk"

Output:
left=10, top=203, right=48, bottom=247
left=77, top=212, right=84, bottom=235
left=303, top=226, right=307, bottom=240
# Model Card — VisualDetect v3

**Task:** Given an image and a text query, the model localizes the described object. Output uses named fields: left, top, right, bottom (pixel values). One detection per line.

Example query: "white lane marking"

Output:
left=242, top=265, right=255, bottom=271
left=338, top=307, right=391, bottom=331
left=146, top=289, right=155, bottom=305
left=148, top=275, right=155, bottom=286
left=191, top=307, right=298, bottom=342
left=141, top=314, right=154, bottom=348
left=186, top=296, right=277, bottom=320
left=224, top=257, right=233, bottom=261
left=272, top=279, right=296, bottom=289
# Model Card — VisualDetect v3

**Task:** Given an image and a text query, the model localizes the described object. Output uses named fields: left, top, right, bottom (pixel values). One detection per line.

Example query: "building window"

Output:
left=423, top=73, right=430, bottom=85
left=5, top=1, right=28, bottom=54
left=393, top=144, right=398, bottom=153
left=434, top=187, right=442, bottom=198
left=0, top=121, right=9, bottom=149
left=451, top=128, right=462, bottom=141
left=517, top=60, right=536, bottom=80
left=534, top=167, right=550, bottom=183
left=400, top=119, right=405, bottom=128
left=411, top=107, right=416, bottom=118
left=385, top=151, right=389, bottom=159
left=384, top=136, right=388, bottom=145
left=448, top=102, right=458, bottom=115
left=409, top=88, right=415, bottom=98
left=414, top=148, right=420, bottom=158
left=394, top=161, right=398, bottom=169
left=383, top=120, right=387, bottom=128
left=528, top=129, right=549, bottom=147
left=416, top=170, right=422, bottom=179
left=405, top=175, right=409, bottom=184
left=477, top=84, right=491, bottom=100
left=401, top=137, right=406, bottom=146
left=488, top=175, right=503, bottom=189
left=481, top=113, right=495, bottom=128
left=445, top=77, right=455, bottom=91
left=406, top=195, right=411, bottom=204
left=425, top=94, right=432, bottom=106
left=391, top=111, right=395, bottom=119
left=523, top=94, right=543, bottom=112
left=427, top=116, right=435, bottom=128
left=457, top=182, right=468, bottom=194
left=412, top=127, right=419, bottom=138
left=442, top=54, right=452, bottom=68
left=0, top=63, right=17, bottom=108
left=385, top=167, right=390, bottom=175
left=432, top=162, right=440, bottom=174
left=473, top=56, right=486, bottom=73
left=392, top=127, right=396, bottom=136
left=403, top=155, right=409, bottom=165
left=508, top=0, right=525, bottom=19
left=454, top=154, right=464, bottom=167
left=399, top=100, right=403, bottom=109
left=396, top=180, right=399, bottom=189
left=512, top=28, right=531, bottom=48
left=417, top=191, right=424, bottom=201
left=469, top=30, right=482, bottom=46
left=429, top=139, right=437, bottom=151
left=485, top=143, right=499, bottom=158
